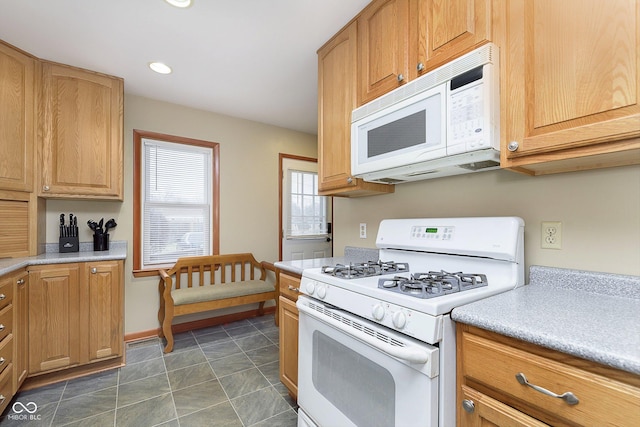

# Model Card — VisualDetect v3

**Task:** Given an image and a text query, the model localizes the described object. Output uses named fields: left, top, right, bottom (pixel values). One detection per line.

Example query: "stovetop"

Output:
left=321, top=261, right=489, bottom=299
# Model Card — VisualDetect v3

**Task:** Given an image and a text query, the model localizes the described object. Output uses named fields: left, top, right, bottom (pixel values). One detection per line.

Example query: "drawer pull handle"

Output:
left=16, top=279, right=25, bottom=285
left=0, top=294, right=4, bottom=300
left=287, top=286, right=300, bottom=293
left=0, top=357, right=4, bottom=365
left=515, top=372, right=579, bottom=405
left=0, top=325, right=4, bottom=332
left=0, top=394, right=4, bottom=403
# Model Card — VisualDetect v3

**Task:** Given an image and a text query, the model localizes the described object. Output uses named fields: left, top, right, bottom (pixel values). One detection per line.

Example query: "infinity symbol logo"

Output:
left=12, top=401, right=38, bottom=414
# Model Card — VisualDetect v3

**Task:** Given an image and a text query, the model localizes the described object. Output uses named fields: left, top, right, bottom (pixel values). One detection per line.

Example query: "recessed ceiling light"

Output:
left=164, top=0, right=192, bottom=8
left=149, top=62, right=173, bottom=74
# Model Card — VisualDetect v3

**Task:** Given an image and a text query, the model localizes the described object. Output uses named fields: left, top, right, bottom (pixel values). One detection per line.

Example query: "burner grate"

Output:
left=377, top=270, right=488, bottom=299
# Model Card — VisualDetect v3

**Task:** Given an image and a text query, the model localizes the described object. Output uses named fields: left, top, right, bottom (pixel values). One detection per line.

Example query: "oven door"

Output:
left=297, top=296, right=439, bottom=427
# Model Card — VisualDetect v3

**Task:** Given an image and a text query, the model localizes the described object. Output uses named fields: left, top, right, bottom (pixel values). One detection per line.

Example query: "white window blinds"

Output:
left=286, top=170, right=328, bottom=238
left=142, top=138, right=212, bottom=267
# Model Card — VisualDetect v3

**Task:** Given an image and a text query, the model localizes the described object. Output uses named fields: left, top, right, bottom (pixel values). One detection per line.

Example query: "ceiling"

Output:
left=0, top=0, right=371, bottom=135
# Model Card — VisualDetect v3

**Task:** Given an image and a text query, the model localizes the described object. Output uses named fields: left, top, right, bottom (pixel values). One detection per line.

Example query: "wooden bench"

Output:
left=158, top=253, right=276, bottom=353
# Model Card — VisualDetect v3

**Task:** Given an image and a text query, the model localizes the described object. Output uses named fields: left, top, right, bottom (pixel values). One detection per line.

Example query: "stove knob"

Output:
left=305, top=281, right=316, bottom=295
left=392, top=311, right=407, bottom=329
left=372, top=304, right=385, bottom=320
left=317, top=285, right=327, bottom=299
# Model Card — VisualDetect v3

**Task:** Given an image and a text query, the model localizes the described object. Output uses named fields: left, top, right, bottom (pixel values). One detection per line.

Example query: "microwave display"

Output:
left=367, top=110, right=426, bottom=158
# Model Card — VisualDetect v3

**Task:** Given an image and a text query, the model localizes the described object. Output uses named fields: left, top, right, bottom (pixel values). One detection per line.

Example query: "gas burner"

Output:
left=378, top=270, right=489, bottom=299
left=322, top=261, right=410, bottom=279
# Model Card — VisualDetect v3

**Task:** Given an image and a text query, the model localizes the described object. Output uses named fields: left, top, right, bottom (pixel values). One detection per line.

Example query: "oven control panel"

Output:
left=411, top=225, right=454, bottom=241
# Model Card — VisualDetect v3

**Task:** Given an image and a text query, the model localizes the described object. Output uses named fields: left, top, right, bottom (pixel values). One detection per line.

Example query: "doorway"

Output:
left=279, top=154, right=332, bottom=261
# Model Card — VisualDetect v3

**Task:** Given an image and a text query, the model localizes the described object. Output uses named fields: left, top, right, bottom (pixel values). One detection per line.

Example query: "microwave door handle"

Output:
left=297, top=302, right=430, bottom=364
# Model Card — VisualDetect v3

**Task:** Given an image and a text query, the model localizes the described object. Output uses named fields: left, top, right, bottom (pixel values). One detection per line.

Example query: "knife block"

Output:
left=93, top=233, right=109, bottom=251
left=59, top=236, right=79, bottom=253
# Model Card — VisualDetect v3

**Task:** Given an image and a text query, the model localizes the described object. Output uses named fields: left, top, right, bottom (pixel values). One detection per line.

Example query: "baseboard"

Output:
left=124, top=306, right=277, bottom=343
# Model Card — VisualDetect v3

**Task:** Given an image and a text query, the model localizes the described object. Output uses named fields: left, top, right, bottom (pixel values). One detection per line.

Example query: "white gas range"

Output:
left=296, top=217, right=524, bottom=427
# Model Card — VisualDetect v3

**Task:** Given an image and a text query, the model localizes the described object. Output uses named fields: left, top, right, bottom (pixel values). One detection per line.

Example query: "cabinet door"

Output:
left=357, top=0, right=410, bottom=105
left=28, top=264, right=81, bottom=374
left=279, top=296, right=299, bottom=399
left=84, top=261, right=123, bottom=362
left=39, top=61, right=123, bottom=199
left=0, top=42, right=35, bottom=192
left=13, top=270, right=28, bottom=392
left=317, top=24, right=395, bottom=197
left=411, top=0, right=492, bottom=79
left=459, top=385, right=548, bottom=427
left=501, top=0, right=640, bottom=174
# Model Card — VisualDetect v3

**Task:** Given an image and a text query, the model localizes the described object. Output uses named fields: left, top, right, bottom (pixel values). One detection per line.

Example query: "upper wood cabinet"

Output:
left=410, top=0, right=492, bottom=80
left=357, top=0, right=410, bottom=105
left=318, top=23, right=394, bottom=197
left=0, top=41, right=35, bottom=193
left=39, top=61, right=124, bottom=200
left=499, top=0, right=640, bottom=175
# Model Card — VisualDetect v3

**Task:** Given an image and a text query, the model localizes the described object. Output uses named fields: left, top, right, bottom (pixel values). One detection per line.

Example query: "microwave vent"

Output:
left=458, top=160, right=500, bottom=171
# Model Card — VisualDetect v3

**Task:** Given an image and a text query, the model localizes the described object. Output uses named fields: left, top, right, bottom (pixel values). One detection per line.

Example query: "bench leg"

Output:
left=161, top=303, right=175, bottom=353
left=257, top=301, right=266, bottom=316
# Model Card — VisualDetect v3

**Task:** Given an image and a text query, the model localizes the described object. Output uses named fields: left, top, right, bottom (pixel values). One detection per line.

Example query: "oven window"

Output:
left=367, top=110, right=426, bottom=158
left=312, top=331, right=395, bottom=427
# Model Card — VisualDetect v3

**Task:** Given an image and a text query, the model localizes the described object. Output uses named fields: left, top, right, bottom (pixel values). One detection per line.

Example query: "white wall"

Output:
left=332, top=165, right=640, bottom=277
left=43, top=94, right=640, bottom=335
left=45, top=94, right=318, bottom=334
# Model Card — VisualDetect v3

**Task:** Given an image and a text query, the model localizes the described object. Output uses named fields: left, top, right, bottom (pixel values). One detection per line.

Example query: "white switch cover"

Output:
left=359, top=223, right=367, bottom=239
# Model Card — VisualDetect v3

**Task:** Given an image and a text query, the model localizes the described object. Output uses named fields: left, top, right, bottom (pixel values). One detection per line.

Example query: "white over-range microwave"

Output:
left=351, top=43, right=500, bottom=184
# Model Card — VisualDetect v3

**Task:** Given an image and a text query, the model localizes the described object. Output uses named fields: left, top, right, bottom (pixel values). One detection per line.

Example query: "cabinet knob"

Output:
left=507, top=141, right=520, bottom=152
left=43, top=185, right=50, bottom=191
left=0, top=324, right=4, bottom=332
left=0, top=294, right=4, bottom=301
left=417, top=62, right=425, bottom=72
left=397, top=74, right=404, bottom=83
left=462, top=399, right=475, bottom=413
left=16, top=279, right=25, bottom=285
left=0, top=357, right=5, bottom=365
left=346, top=177, right=353, bottom=184
left=91, top=267, right=98, bottom=274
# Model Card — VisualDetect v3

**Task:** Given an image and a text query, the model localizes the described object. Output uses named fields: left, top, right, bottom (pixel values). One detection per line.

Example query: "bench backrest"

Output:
left=161, top=253, right=268, bottom=290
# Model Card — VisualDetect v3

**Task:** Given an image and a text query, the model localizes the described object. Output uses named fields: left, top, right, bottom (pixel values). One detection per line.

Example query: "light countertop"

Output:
left=452, top=265, right=640, bottom=375
left=0, top=241, right=127, bottom=277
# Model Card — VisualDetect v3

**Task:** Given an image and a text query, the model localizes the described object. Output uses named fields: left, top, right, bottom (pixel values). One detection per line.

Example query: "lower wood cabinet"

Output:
left=0, top=268, right=28, bottom=413
left=278, top=272, right=301, bottom=400
left=457, top=324, right=640, bottom=427
left=27, top=260, right=123, bottom=376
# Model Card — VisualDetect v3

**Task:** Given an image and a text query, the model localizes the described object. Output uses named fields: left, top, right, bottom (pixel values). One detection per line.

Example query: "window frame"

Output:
left=133, top=129, right=220, bottom=276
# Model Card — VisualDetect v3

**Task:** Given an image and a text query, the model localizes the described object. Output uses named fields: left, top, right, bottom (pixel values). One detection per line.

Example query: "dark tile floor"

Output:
left=1, top=316, right=298, bottom=427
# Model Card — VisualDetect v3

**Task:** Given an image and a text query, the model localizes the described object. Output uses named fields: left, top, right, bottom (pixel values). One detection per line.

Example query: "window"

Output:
left=286, top=169, right=328, bottom=238
left=133, top=130, right=219, bottom=274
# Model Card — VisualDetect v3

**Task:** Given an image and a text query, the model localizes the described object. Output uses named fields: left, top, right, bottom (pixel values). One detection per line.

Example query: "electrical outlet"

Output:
left=541, top=221, right=562, bottom=249
left=359, top=223, right=367, bottom=239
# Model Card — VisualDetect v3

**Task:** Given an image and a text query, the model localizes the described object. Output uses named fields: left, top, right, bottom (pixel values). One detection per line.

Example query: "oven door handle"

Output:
left=298, top=302, right=431, bottom=364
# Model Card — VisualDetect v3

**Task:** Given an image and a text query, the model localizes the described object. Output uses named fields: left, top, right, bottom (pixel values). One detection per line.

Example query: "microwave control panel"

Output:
left=449, top=82, right=486, bottom=151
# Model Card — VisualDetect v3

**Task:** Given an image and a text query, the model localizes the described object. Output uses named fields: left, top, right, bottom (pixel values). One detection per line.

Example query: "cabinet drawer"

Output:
left=461, top=332, right=640, bottom=427
left=0, top=360, right=12, bottom=414
left=279, top=273, right=301, bottom=301
left=0, top=335, right=12, bottom=376
left=0, top=305, right=12, bottom=343
left=0, top=280, right=13, bottom=310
